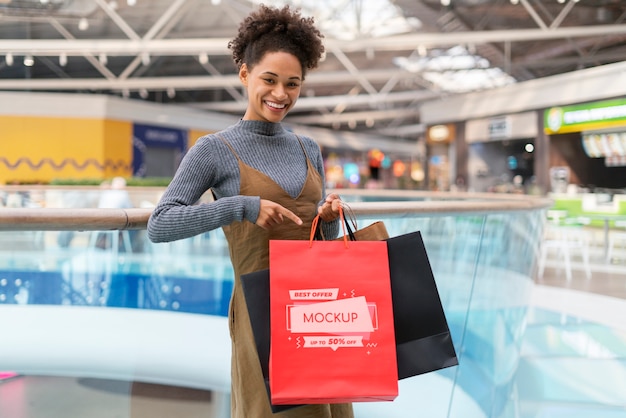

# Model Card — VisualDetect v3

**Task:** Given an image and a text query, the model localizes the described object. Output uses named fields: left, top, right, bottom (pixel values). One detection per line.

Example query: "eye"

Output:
left=263, top=78, right=275, bottom=84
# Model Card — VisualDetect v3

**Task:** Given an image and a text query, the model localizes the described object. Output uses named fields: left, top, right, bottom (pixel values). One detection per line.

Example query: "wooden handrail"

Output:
left=0, top=192, right=553, bottom=231
left=347, top=197, right=553, bottom=217
left=0, top=208, right=152, bottom=231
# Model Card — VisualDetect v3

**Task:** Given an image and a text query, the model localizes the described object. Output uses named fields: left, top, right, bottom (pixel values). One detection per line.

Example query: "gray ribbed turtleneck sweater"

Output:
left=147, top=119, right=338, bottom=243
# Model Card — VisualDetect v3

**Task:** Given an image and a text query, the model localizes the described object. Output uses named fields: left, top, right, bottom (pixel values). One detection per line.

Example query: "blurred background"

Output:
left=1, top=1, right=626, bottom=418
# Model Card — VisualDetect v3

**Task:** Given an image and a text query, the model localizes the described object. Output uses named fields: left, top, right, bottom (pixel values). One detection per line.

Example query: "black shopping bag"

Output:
left=241, top=230, right=458, bottom=410
left=240, top=269, right=296, bottom=412
left=386, top=230, right=459, bottom=378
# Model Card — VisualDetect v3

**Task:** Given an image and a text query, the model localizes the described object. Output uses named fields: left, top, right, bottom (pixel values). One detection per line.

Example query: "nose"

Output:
left=273, top=84, right=287, bottom=100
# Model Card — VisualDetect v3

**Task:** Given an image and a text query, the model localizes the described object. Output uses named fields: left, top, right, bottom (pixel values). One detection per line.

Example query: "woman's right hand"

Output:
left=256, top=199, right=303, bottom=230
left=317, top=193, right=342, bottom=222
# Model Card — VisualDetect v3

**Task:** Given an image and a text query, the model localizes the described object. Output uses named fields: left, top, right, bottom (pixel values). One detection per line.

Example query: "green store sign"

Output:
left=544, top=98, right=626, bottom=134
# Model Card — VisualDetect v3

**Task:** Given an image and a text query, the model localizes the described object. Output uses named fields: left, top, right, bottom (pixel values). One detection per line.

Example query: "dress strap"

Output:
left=217, top=135, right=242, bottom=161
left=294, top=135, right=313, bottom=164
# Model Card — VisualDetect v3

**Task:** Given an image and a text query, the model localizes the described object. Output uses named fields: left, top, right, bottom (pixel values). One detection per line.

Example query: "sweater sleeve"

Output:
left=147, top=137, right=259, bottom=243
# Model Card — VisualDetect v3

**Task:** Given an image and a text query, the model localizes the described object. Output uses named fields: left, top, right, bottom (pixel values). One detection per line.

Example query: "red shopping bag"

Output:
left=268, top=211, right=398, bottom=405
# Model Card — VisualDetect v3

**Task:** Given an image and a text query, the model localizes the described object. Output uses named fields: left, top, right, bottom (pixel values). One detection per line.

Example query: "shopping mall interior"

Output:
left=1, top=1, right=626, bottom=417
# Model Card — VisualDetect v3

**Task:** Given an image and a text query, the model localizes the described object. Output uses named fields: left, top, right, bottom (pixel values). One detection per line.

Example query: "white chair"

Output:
left=538, top=222, right=592, bottom=281
left=546, top=209, right=568, bottom=224
left=606, top=220, right=626, bottom=263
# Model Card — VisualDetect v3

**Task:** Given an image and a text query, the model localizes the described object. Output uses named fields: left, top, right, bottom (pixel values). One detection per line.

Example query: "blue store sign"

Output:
left=132, top=123, right=186, bottom=177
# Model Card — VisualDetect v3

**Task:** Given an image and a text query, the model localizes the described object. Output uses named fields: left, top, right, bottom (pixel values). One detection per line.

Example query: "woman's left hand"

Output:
left=317, top=193, right=342, bottom=222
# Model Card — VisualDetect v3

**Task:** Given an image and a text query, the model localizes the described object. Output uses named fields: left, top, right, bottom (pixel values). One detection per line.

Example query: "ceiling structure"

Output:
left=1, top=0, right=625, bottom=142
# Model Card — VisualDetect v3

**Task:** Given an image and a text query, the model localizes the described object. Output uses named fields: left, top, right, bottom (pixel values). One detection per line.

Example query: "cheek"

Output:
left=254, top=84, right=270, bottom=96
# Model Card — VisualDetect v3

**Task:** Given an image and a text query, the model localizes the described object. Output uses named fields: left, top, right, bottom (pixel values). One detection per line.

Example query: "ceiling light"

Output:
left=139, top=89, right=148, bottom=99
left=510, top=0, right=519, bottom=4
left=99, top=53, right=107, bottom=65
left=127, top=0, right=136, bottom=5
left=78, top=18, right=89, bottom=31
left=441, top=0, right=450, bottom=6
left=211, top=0, right=221, bottom=5
left=5, top=52, right=13, bottom=66
left=59, top=53, right=67, bottom=66
left=166, top=87, right=176, bottom=99
left=141, top=52, right=150, bottom=66
left=198, top=52, right=209, bottom=64
left=23, top=55, right=34, bottom=67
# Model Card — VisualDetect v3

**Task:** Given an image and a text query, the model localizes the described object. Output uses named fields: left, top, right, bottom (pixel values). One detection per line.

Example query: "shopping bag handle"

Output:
left=341, top=203, right=359, bottom=240
left=313, top=201, right=360, bottom=242
left=310, top=204, right=349, bottom=247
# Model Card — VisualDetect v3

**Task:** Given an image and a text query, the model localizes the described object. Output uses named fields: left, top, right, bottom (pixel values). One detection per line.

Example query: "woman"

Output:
left=147, top=4, right=350, bottom=418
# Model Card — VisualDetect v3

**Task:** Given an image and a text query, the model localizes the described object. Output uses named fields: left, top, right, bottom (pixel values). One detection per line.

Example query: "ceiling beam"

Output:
left=0, top=74, right=238, bottom=90
left=0, top=69, right=424, bottom=91
left=377, top=124, right=426, bottom=137
left=2, top=25, right=626, bottom=55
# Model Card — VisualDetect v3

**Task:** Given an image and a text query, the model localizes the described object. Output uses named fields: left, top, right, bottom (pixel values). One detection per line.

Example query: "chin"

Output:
left=266, top=114, right=287, bottom=123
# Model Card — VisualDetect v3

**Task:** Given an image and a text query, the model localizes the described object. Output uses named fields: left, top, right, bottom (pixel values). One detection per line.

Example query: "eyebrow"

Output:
left=262, top=71, right=301, bottom=81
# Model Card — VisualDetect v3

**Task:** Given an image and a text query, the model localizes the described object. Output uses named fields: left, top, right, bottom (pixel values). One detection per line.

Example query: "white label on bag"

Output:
left=289, top=296, right=375, bottom=333
left=289, top=288, right=338, bottom=300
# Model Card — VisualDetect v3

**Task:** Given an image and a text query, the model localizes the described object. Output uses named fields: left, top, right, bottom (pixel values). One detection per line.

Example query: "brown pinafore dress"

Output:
left=220, top=136, right=354, bottom=418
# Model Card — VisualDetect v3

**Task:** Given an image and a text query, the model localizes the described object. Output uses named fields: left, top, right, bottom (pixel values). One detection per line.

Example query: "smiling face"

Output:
left=239, top=51, right=303, bottom=123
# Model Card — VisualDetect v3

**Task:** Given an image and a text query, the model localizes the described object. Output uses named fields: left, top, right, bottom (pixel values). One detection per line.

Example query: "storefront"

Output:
left=465, top=112, right=538, bottom=192
left=544, top=97, right=626, bottom=191
left=425, top=123, right=455, bottom=191
left=289, top=124, right=421, bottom=190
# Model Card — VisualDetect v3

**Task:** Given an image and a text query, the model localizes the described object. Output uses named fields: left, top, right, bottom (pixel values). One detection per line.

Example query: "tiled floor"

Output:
left=1, top=227, right=625, bottom=418
left=522, top=231, right=626, bottom=418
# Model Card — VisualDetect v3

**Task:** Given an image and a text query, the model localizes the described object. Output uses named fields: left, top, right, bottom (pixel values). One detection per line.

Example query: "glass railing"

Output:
left=0, top=187, right=552, bottom=418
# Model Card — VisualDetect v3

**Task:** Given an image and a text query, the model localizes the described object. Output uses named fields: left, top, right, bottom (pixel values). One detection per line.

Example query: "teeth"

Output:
left=266, top=101, right=286, bottom=109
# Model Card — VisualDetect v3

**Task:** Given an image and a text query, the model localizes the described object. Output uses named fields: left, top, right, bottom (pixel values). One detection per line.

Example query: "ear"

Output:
left=239, top=64, right=249, bottom=86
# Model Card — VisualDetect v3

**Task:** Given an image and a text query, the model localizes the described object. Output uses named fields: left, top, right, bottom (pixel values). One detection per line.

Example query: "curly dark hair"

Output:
left=228, top=4, right=324, bottom=79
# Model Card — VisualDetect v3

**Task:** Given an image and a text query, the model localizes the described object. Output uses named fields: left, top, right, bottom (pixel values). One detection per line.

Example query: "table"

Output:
left=577, top=214, right=626, bottom=259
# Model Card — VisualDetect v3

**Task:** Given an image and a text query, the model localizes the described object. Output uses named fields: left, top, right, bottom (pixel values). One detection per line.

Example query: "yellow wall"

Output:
left=188, top=129, right=212, bottom=148
left=0, top=116, right=132, bottom=183
left=102, top=119, right=133, bottom=178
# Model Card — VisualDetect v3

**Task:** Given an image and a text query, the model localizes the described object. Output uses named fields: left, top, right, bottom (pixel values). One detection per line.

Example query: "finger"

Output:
left=282, top=208, right=303, bottom=225
left=318, top=204, right=336, bottom=222
left=256, top=220, right=270, bottom=230
left=318, top=201, right=330, bottom=214
left=325, top=193, right=339, bottom=203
